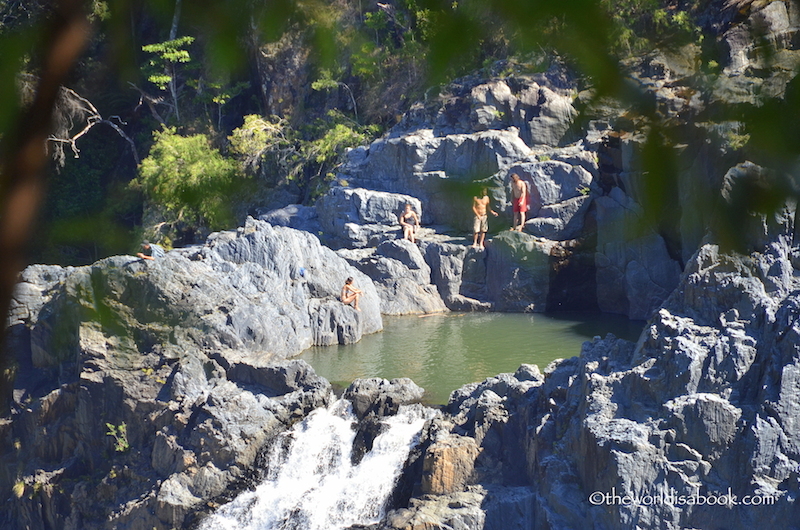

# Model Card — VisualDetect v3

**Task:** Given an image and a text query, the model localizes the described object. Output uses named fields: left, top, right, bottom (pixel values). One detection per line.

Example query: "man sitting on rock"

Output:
left=341, top=277, right=362, bottom=311
left=137, top=240, right=166, bottom=261
left=472, top=187, right=498, bottom=249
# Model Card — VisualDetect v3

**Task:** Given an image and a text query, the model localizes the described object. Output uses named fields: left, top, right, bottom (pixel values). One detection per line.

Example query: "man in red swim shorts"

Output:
left=511, top=173, right=528, bottom=232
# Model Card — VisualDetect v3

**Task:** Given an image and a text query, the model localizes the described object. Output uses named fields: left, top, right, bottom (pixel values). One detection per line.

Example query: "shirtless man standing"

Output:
left=472, top=188, right=498, bottom=249
left=510, top=173, right=528, bottom=232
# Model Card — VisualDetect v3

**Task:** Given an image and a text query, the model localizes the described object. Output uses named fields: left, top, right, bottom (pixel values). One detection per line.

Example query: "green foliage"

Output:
left=229, top=114, right=296, bottom=183
left=89, top=0, right=110, bottom=22
left=230, top=110, right=380, bottom=201
left=311, top=69, right=340, bottom=92
left=600, top=0, right=703, bottom=55
left=142, top=36, right=195, bottom=90
left=135, top=127, right=242, bottom=230
left=105, top=422, right=129, bottom=453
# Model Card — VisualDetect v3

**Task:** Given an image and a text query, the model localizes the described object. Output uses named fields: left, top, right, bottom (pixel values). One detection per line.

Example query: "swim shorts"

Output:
left=473, top=214, right=488, bottom=233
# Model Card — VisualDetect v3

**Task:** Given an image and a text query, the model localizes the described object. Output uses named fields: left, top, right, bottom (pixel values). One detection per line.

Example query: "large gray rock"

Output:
left=525, top=194, right=593, bottom=240
left=485, top=231, right=559, bottom=312
left=341, top=128, right=533, bottom=227
left=343, top=377, right=425, bottom=419
left=503, top=160, right=595, bottom=216
left=468, top=77, right=578, bottom=146
left=337, top=239, right=448, bottom=315
left=420, top=239, right=493, bottom=311
left=316, top=187, right=422, bottom=248
left=27, top=218, right=382, bottom=365
left=257, top=203, right=322, bottom=234
left=595, top=187, right=682, bottom=320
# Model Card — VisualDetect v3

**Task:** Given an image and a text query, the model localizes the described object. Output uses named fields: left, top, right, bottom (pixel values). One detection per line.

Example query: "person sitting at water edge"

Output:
left=472, top=187, right=498, bottom=249
left=137, top=240, right=165, bottom=261
left=341, top=277, right=362, bottom=311
left=510, top=173, right=528, bottom=232
left=399, top=203, right=420, bottom=243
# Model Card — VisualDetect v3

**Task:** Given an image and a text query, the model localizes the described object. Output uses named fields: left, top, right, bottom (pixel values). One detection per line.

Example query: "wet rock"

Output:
left=343, top=378, right=425, bottom=420
left=420, top=434, right=481, bottom=495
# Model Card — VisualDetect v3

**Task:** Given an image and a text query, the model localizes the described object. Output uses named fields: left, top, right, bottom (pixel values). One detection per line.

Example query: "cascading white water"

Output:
left=199, top=398, right=435, bottom=530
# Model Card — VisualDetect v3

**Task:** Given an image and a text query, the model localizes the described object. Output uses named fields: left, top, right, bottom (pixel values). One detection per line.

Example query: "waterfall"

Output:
left=199, top=399, right=435, bottom=530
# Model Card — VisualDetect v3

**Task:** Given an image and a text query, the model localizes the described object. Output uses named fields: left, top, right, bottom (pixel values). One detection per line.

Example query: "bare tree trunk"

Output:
left=169, top=0, right=182, bottom=121
left=0, top=0, right=91, bottom=408
left=169, top=0, right=182, bottom=40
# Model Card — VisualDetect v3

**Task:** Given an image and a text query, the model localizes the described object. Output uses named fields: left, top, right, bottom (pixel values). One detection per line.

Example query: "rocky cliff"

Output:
left=373, top=203, right=800, bottom=529
left=0, top=218, right=385, bottom=529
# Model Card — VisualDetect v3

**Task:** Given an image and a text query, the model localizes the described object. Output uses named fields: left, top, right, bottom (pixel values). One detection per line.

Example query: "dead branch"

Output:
left=42, top=83, right=140, bottom=167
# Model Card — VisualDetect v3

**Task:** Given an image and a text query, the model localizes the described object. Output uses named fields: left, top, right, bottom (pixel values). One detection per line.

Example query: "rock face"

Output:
left=0, top=217, right=389, bottom=529
left=0, top=345, right=331, bottom=529
left=341, top=128, right=533, bottom=229
left=594, top=187, right=682, bottom=320
left=376, top=206, right=800, bottom=529
left=417, top=233, right=598, bottom=313
left=483, top=231, right=559, bottom=312
left=338, top=239, right=448, bottom=315
left=257, top=203, right=322, bottom=235
left=22, top=217, right=381, bottom=370
left=316, top=187, right=424, bottom=248
left=343, top=377, right=425, bottom=420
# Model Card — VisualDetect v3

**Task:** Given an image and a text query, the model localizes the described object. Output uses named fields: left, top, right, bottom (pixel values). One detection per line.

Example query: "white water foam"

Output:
left=199, top=399, right=435, bottom=530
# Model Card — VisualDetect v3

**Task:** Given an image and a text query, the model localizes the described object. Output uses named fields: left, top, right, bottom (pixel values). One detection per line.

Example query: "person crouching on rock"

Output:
left=341, top=277, right=362, bottom=311
left=399, top=203, right=420, bottom=243
left=137, top=240, right=165, bottom=261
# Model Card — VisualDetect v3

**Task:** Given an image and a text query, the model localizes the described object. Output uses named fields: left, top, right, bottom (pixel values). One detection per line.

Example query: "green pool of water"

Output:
left=298, top=312, right=645, bottom=405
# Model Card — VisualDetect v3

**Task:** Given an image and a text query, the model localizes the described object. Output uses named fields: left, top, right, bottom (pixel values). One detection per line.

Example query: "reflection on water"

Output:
left=299, top=312, right=644, bottom=404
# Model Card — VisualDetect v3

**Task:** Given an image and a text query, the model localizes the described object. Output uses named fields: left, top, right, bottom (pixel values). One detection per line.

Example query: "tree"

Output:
left=141, top=35, right=195, bottom=122
left=135, top=127, right=241, bottom=233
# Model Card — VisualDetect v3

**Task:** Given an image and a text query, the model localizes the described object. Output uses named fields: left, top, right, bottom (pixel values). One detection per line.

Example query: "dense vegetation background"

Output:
left=0, top=0, right=723, bottom=263
left=0, top=0, right=796, bottom=268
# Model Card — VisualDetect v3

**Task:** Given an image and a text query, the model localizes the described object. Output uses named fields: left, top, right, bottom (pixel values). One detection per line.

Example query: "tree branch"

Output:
left=0, top=0, right=91, bottom=409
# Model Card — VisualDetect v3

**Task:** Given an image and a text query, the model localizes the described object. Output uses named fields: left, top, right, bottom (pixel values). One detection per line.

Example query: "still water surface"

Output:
left=299, top=312, right=645, bottom=404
